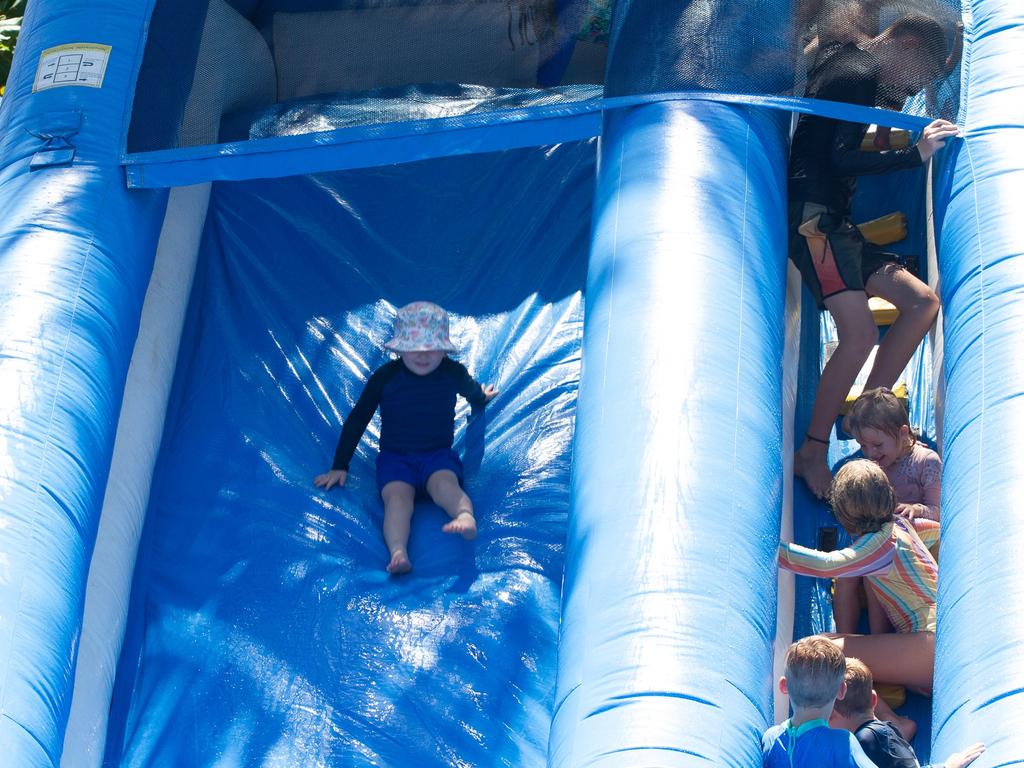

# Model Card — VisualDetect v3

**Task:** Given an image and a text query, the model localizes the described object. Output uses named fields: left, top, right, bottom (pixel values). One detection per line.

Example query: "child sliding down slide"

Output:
left=315, top=302, right=497, bottom=574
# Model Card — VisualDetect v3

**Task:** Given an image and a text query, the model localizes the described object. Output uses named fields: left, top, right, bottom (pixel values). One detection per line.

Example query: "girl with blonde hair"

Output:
left=779, top=460, right=939, bottom=738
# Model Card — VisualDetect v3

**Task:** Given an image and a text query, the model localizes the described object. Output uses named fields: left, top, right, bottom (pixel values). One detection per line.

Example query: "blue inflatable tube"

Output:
left=932, top=2, right=1024, bottom=762
left=549, top=99, right=790, bottom=765
left=549, top=1, right=793, bottom=763
left=0, top=2, right=166, bottom=765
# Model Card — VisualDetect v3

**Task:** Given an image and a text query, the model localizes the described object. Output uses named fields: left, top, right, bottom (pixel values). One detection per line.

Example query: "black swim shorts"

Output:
left=788, top=201, right=899, bottom=309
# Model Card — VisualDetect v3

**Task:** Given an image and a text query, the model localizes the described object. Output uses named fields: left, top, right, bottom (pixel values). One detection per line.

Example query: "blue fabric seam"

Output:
left=120, top=91, right=936, bottom=178
left=959, top=1, right=975, bottom=131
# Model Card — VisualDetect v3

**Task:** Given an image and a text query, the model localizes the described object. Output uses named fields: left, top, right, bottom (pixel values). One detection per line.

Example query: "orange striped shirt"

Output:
left=779, top=517, right=939, bottom=633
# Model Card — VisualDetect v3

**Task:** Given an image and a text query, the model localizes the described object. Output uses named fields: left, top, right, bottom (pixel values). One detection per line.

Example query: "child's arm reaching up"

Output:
left=779, top=525, right=895, bottom=578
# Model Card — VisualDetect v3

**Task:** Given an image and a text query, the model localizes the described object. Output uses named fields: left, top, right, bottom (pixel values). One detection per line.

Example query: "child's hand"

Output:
left=945, top=742, right=985, bottom=768
left=482, top=384, right=498, bottom=402
left=916, top=119, right=960, bottom=161
left=314, top=469, right=347, bottom=490
left=895, top=503, right=917, bottom=520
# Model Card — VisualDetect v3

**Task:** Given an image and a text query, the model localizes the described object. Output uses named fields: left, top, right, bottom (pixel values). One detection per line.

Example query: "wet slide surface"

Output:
left=106, top=142, right=596, bottom=766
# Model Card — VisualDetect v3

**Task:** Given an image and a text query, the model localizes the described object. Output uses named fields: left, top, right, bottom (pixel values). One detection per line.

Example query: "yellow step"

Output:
left=876, top=683, right=906, bottom=710
left=860, top=128, right=911, bottom=152
left=869, top=296, right=899, bottom=326
left=857, top=212, right=907, bottom=246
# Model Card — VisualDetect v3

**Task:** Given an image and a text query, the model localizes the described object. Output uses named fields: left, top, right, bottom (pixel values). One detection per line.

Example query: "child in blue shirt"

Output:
left=830, top=657, right=984, bottom=768
left=762, top=636, right=877, bottom=767
left=314, top=302, right=497, bottom=575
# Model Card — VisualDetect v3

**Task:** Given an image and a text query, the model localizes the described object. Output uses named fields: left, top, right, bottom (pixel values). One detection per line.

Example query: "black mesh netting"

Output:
left=126, top=0, right=961, bottom=154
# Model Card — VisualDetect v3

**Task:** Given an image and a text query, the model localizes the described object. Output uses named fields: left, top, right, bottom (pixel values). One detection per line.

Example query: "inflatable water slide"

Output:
left=0, top=0, right=1021, bottom=765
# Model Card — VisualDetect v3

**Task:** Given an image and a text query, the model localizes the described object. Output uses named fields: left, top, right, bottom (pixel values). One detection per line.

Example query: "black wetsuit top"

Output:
left=854, top=719, right=938, bottom=768
left=331, top=358, right=487, bottom=471
left=789, top=42, right=924, bottom=214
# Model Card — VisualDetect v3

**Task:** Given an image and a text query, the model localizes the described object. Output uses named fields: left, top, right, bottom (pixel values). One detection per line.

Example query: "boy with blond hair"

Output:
left=762, top=636, right=876, bottom=766
left=831, top=657, right=985, bottom=768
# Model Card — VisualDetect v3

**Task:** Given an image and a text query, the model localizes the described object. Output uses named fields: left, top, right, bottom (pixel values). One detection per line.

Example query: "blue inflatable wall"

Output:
left=931, top=1, right=1024, bottom=761
left=0, top=0, right=166, bottom=763
left=0, top=1, right=1022, bottom=767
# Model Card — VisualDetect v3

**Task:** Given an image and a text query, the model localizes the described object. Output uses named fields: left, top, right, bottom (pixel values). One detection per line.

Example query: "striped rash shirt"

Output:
left=779, top=517, right=940, bottom=633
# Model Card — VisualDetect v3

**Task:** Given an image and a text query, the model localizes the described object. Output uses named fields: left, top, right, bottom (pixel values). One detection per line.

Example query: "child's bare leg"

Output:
left=381, top=481, right=415, bottom=574
left=824, top=631, right=935, bottom=690
left=862, top=266, right=939, bottom=390
left=795, top=291, right=877, bottom=498
left=833, top=577, right=864, bottom=634
left=874, top=691, right=917, bottom=742
left=426, top=470, right=477, bottom=540
left=865, top=587, right=893, bottom=634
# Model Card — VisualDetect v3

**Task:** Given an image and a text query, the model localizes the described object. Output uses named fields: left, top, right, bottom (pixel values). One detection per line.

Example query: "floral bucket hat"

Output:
left=384, top=301, right=458, bottom=353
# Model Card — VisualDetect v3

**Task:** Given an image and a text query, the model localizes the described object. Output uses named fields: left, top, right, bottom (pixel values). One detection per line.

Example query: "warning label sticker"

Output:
left=33, top=44, right=112, bottom=92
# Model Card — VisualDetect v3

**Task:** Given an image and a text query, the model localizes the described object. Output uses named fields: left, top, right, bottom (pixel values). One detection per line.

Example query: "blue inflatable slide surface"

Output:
left=0, top=0, right=1022, bottom=766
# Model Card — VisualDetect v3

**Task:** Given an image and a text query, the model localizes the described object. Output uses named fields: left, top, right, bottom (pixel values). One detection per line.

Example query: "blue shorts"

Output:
left=375, top=448, right=464, bottom=494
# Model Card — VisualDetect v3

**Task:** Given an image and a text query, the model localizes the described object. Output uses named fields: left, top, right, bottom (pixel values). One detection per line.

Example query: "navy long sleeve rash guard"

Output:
left=789, top=42, right=924, bottom=214
left=332, top=357, right=487, bottom=471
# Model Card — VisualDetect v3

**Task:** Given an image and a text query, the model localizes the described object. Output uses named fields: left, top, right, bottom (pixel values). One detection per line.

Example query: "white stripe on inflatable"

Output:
left=773, top=263, right=802, bottom=722
left=925, top=162, right=945, bottom=450
left=60, top=184, right=211, bottom=768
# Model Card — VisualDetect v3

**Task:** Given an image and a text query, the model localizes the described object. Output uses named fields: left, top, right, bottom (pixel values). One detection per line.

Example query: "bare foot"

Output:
left=442, top=512, right=477, bottom=540
left=794, top=443, right=833, bottom=499
left=889, top=714, right=917, bottom=742
left=386, top=550, right=412, bottom=575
